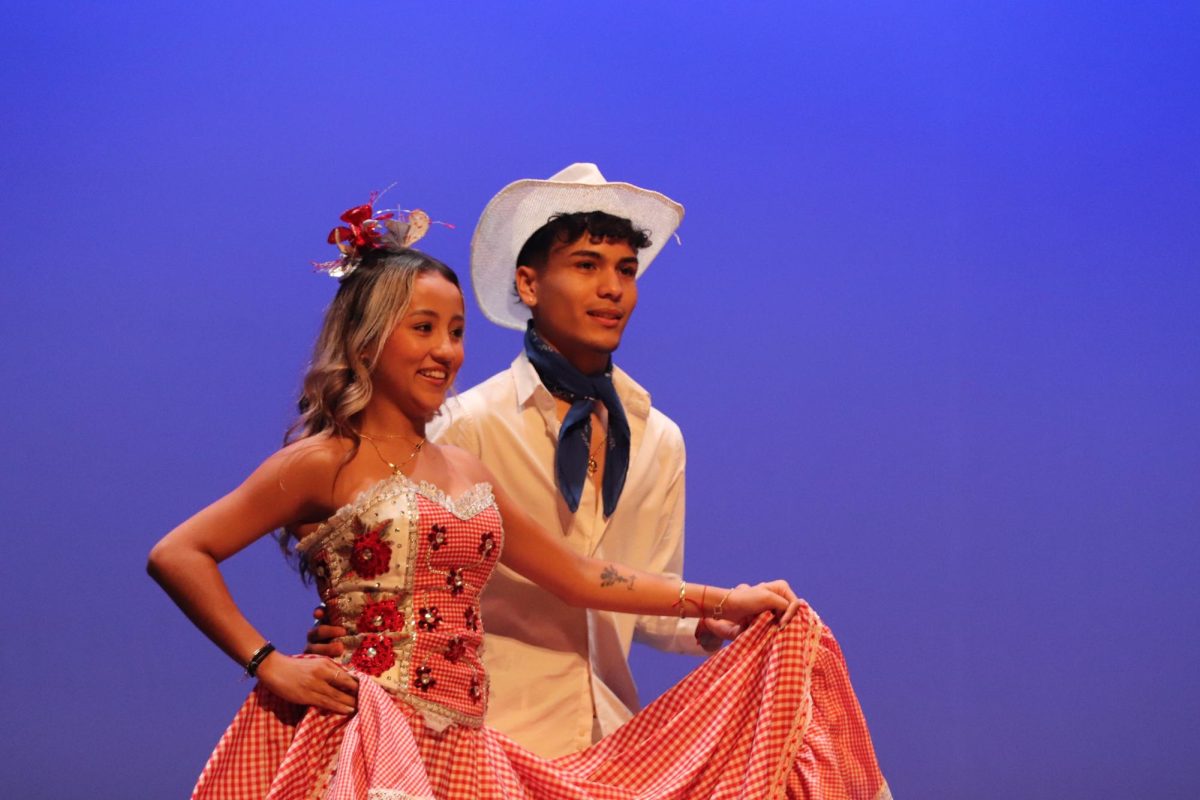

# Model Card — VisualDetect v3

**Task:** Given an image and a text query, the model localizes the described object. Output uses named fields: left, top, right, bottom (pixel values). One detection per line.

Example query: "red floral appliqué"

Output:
left=478, top=532, right=496, bottom=556
left=415, top=665, right=437, bottom=692
left=428, top=524, right=448, bottom=551
left=468, top=676, right=482, bottom=703
left=443, top=636, right=466, bottom=663
left=358, top=598, right=403, bottom=633
left=351, top=633, right=395, bottom=676
left=417, top=606, right=442, bottom=631
left=446, top=568, right=466, bottom=595
left=351, top=517, right=393, bottom=580
left=464, top=606, right=479, bottom=632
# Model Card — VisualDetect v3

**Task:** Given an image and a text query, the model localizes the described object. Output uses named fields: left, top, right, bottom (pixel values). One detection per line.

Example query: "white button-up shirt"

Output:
left=430, top=353, right=703, bottom=758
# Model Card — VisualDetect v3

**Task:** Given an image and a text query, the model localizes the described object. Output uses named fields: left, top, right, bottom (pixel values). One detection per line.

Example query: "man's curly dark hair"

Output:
left=516, top=211, right=652, bottom=270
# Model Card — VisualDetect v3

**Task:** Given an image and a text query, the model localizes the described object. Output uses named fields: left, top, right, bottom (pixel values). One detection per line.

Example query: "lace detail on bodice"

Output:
left=297, top=475, right=495, bottom=556
left=296, top=473, right=502, bottom=729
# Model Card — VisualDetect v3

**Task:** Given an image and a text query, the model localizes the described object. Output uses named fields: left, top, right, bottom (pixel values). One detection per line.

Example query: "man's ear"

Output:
left=515, top=265, right=538, bottom=310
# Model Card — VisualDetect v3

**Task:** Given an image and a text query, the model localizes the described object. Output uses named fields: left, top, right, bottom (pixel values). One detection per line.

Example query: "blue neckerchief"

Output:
left=523, top=323, right=630, bottom=517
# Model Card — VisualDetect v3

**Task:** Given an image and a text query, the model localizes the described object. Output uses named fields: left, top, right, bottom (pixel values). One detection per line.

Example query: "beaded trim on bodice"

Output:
left=297, top=473, right=501, bottom=729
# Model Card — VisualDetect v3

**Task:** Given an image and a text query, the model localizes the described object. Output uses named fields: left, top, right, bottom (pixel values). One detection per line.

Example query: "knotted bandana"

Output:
left=523, top=323, right=630, bottom=517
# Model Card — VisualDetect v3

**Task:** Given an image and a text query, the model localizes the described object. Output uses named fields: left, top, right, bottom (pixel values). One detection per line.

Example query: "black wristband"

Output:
left=245, top=642, right=276, bottom=677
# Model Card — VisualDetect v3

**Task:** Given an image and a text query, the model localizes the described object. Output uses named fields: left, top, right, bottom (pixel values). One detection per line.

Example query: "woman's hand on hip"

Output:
left=254, top=652, right=358, bottom=714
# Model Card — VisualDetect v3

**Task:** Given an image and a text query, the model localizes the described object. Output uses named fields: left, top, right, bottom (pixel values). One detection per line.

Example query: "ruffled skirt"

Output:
left=193, top=605, right=890, bottom=799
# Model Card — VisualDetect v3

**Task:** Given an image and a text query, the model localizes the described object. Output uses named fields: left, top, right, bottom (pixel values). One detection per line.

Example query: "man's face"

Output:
left=516, top=233, right=639, bottom=374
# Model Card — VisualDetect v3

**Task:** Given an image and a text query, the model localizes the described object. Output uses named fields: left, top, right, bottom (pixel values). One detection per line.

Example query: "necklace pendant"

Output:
left=587, top=457, right=598, bottom=475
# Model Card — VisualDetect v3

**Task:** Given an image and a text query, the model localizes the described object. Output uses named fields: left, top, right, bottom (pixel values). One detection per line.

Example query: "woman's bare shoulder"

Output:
left=261, top=433, right=355, bottom=506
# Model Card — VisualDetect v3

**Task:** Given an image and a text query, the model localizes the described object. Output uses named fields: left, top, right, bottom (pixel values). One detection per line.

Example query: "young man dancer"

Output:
left=311, top=164, right=735, bottom=758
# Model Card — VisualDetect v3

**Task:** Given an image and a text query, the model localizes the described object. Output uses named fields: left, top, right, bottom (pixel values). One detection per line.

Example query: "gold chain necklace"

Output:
left=587, top=435, right=607, bottom=476
left=361, top=432, right=426, bottom=475
left=360, top=429, right=422, bottom=440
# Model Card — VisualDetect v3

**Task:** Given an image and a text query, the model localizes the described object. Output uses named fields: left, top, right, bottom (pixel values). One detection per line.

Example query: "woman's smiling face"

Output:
left=372, top=272, right=466, bottom=419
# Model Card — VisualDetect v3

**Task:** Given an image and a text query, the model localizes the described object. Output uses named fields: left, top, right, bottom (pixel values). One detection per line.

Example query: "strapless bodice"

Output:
left=297, top=473, right=502, bottom=728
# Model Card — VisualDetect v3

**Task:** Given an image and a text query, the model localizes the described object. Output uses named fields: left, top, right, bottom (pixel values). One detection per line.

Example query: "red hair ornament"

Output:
left=313, top=189, right=452, bottom=278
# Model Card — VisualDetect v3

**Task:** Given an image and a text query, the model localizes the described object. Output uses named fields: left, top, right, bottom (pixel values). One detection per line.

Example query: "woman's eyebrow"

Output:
left=408, top=308, right=465, bottom=322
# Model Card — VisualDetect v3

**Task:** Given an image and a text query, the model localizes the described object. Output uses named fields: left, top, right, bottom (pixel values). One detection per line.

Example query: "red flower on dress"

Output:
left=358, top=599, right=403, bottom=633
left=468, top=676, right=482, bottom=703
left=415, top=665, right=437, bottom=692
left=350, top=634, right=395, bottom=676
left=428, top=524, right=448, bottom=551
left=464, top=606, right=479, bottom=632
left=478, top=532, right=496, bottom=556
left=446, top=568, right=466, bottom=595
left=417, top=606, right=442, bottom=631
left=443, top=636, right=466, bottom=663
left=350, top=518, right=393, bottom=580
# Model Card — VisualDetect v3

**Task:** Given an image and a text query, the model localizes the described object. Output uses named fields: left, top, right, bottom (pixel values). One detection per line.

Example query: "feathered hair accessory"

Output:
left=314, top=188, right=453, bottom=279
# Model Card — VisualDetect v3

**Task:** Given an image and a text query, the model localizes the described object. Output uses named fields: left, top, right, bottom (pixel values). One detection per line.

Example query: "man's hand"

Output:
left=694, top=617, right=743, bottom=652
left=305, top=605, right=348, bottom=657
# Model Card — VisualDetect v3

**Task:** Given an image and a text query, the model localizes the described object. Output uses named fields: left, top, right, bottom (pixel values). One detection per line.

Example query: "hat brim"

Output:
left=470, top=178, right=684, bottom=330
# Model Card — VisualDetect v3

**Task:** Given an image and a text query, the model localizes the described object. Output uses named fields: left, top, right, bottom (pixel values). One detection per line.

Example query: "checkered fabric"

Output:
left=192, top=608, right=888, bottom=799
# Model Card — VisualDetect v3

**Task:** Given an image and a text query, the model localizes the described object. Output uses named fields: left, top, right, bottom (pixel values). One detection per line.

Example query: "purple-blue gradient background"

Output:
left=2, top=2, right=1198, bottom=797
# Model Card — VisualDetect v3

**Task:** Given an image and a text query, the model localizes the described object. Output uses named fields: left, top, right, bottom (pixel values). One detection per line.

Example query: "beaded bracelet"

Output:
left=244, top=641, right=276, bottom=678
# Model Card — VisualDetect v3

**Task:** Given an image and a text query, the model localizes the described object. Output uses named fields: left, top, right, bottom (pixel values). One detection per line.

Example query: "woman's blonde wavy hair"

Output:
left=279, top=248, right=460, bottom=568
left=287, top=247, right=460, bottom=451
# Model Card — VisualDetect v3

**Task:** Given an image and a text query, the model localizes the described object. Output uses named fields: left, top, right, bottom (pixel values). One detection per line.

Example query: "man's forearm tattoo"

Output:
left=600, top=564, right=636, bottom=590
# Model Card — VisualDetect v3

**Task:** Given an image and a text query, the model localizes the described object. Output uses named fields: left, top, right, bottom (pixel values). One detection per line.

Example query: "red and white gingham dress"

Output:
left=193, top=476, right=890, bottom=800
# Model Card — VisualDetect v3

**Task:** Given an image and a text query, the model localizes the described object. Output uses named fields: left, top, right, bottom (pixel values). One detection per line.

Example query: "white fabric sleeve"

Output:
left=430, top=396, right=482, bottom=457
left=631, top=433, right=708, bottom=656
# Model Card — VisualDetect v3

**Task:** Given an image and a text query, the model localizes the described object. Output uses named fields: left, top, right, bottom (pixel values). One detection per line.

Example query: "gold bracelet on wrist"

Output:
left=712, top=588, right=734, bottom=620
left=673, top=580, right=688, bottom=618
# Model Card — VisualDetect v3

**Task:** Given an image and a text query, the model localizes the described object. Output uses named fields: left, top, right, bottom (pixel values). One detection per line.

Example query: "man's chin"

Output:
left=584, top=322, right=626, bottom=348
left=596, top=332, right=625, bottom=355
left=574, top=334, right=620, bottom=358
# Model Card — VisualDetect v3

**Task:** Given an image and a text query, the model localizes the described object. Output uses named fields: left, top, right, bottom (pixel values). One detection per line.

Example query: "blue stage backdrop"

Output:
left=1, top=2, right=1197, bottom=798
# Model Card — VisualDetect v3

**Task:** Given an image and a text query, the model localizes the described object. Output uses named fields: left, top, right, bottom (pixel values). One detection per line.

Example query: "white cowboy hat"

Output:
left=470, top=162, right=685, bottom=330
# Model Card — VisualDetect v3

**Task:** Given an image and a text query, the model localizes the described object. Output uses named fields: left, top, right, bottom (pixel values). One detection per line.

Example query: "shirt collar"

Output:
left=511, top=352, right=651, bottom=420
